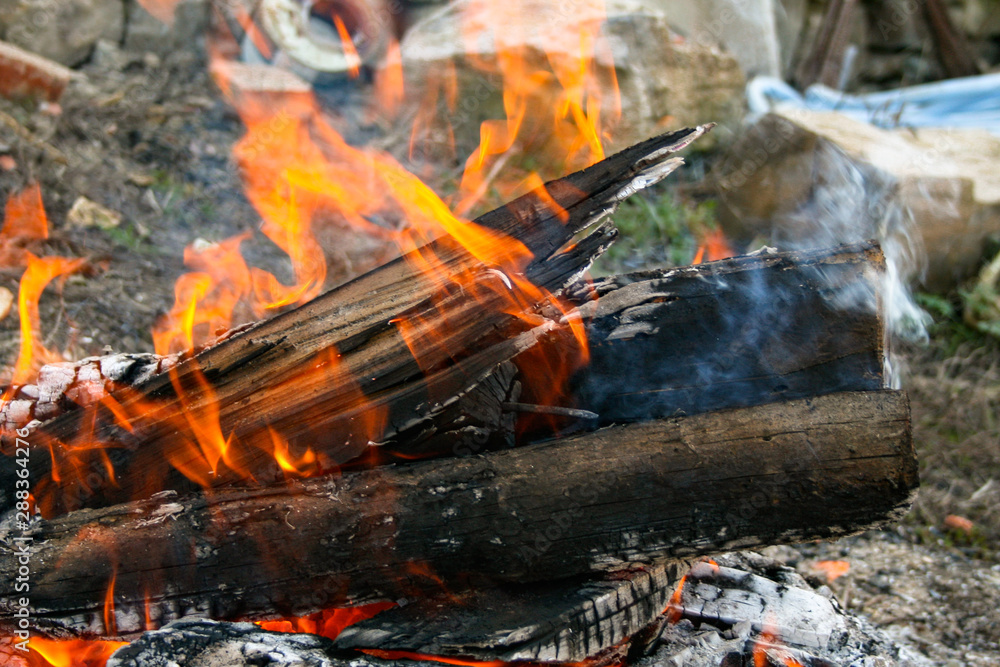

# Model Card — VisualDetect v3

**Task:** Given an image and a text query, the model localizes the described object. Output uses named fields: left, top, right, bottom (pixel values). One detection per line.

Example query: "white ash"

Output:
left=640, top=552, right=921, bottom=667
left=106, top=619, right=447, bottom=667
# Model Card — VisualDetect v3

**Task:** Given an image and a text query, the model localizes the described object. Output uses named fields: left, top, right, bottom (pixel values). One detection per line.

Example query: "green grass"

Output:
left=592, top=189, right=721, bottom=276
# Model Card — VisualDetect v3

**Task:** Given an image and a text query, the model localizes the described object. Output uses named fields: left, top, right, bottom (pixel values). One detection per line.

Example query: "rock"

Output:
left=123, top=0, right=210, bottom=57
left=635, top=0, right=786, bottom=77
left=0, top=0, right=125, bottom=67
left=712, top=109, right=1000, bottom=291
left=395, top=0, right=745, bottom=159
left=0, top=39, right=74, bottom=103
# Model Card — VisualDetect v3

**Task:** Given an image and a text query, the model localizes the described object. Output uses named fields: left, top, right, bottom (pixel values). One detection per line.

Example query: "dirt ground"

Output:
left=2, top=35, right=999, bottom=667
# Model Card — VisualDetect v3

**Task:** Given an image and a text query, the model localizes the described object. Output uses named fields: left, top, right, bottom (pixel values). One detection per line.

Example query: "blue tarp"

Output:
left=747, top=74, right=1000, bottom=135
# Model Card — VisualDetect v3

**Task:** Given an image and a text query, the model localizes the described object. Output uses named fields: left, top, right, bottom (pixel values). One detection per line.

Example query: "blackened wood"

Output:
left=0, top=390, right=915, bottom=637
left=1, top=128, right=709, bottom=516
left=333, top=560, right=689, bottom=663
left=567, top=242, right=886, bottom=422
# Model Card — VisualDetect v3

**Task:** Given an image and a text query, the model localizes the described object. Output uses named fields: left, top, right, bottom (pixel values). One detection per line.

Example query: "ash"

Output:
left=105, top=619, right=434, bottom=667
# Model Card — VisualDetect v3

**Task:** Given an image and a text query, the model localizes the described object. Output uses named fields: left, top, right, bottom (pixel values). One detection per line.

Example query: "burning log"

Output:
left=0, top=390, right=915, bottom=637
left=1, top=240, right=887, bottom=513
left=0, top=127, right=709, bottom=515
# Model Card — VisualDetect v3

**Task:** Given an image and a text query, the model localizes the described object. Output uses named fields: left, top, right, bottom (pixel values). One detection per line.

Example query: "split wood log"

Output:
left=0, top=127, right=711, bottom=515
left=0, top=390, right=916, bottom=638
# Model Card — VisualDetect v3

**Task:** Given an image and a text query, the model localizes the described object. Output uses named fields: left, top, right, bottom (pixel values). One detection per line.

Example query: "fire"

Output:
left=752, top=621, right=805, bottom=667
left=1, top=185, right=86, bottom=388
left=332, top=14, right=362, bottom=79
left=256, top=601, right=397, bottom=640
left=448, top=0, right=621, bottom=216
left=19, top=638, right=127, bottom=667
left=6, top=1, right=634, bottom=654
left=692, top=228, right=733, bottom=265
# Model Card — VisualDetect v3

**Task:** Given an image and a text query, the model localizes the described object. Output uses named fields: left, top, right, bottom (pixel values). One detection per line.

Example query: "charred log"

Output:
left=0, top=127, right=710, bottom=515
left=0, top=390, right=915, bottom=637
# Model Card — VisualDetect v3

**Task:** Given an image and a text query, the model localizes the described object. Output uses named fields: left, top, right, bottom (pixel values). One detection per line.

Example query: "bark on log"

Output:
left=0, top=127, right=710, bottom=515
left=0, top=390, right=916, bottom=638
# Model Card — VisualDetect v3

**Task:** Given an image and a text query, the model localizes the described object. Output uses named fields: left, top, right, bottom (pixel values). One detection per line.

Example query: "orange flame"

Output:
left=7, top=254, right=84, bottom=386
left=448, top=0, right=621, bottom=216
left=20, top=638, right=127, bottom=667
left=2, top=183, right=49, bottom=244
left=332, top=15, right=362, bottom=79
left=753, top=621, right=805, bottom=667
left=26, top=0, right=624, bottom=507
left=256, top=601, right=397, bottom=640
left=692, top=228, right=733, bottom=265
left=374, top=38, right=405, bottom=118
left=103, top=571, right=118, bottom=636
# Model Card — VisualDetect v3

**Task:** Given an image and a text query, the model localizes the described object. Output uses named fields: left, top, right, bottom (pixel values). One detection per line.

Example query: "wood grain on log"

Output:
left=0, top=390, right=915, bottom=637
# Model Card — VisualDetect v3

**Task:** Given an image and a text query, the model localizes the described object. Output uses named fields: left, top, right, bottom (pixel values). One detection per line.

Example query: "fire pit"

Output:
left=1, top=1, right=925, bottom=666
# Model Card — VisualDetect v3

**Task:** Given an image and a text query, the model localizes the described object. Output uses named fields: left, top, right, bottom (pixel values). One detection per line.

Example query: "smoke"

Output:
left=715, top=115, right=931, bottom=389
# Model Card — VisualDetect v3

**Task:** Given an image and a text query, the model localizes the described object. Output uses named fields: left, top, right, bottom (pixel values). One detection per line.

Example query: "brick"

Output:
left=0, top=40, right=74, bottom=103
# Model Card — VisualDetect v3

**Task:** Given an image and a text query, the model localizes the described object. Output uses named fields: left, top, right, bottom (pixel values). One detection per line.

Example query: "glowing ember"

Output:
left=256, top=601, right=397, bottom=640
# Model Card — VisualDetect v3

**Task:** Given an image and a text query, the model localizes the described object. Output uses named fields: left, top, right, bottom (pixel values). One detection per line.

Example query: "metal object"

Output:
left=241, top=0, right=393, bottom=82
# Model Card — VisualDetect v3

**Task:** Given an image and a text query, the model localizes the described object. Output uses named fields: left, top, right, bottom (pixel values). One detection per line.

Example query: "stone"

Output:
left=0, top=0, right=125, bottom=67
left=123, top=0, right=210, bottom=57
left=712, top=109, right=1000, bottom=291
left=635, top=0, right=785, bottom=77
left=394, top=0, right=745, bottom=159
left=0, top=39, right=74, bottom=102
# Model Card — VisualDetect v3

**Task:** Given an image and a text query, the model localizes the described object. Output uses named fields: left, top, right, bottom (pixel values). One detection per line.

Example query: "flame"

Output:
left=2, top=183, right=49, bottom=249
left=23, top=0, right=622, bottom=515
left=256, top=601, right=397, bottom=640
left=20, top=638, right=127, bottom=667
left=374, top=38, right=405, bottom=118
left=753, top=621, right=805, bottom=667
left=6, top=254, right=85, bottom=386
left=103, top=571, right=117, bottom=636
left=447, top=0, right=621, bottom=216
left=692, top=228, right=733, bottom=265
left=332, top=14, right=362, bottom=79
left=663, top=574, right=687, bottom=624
